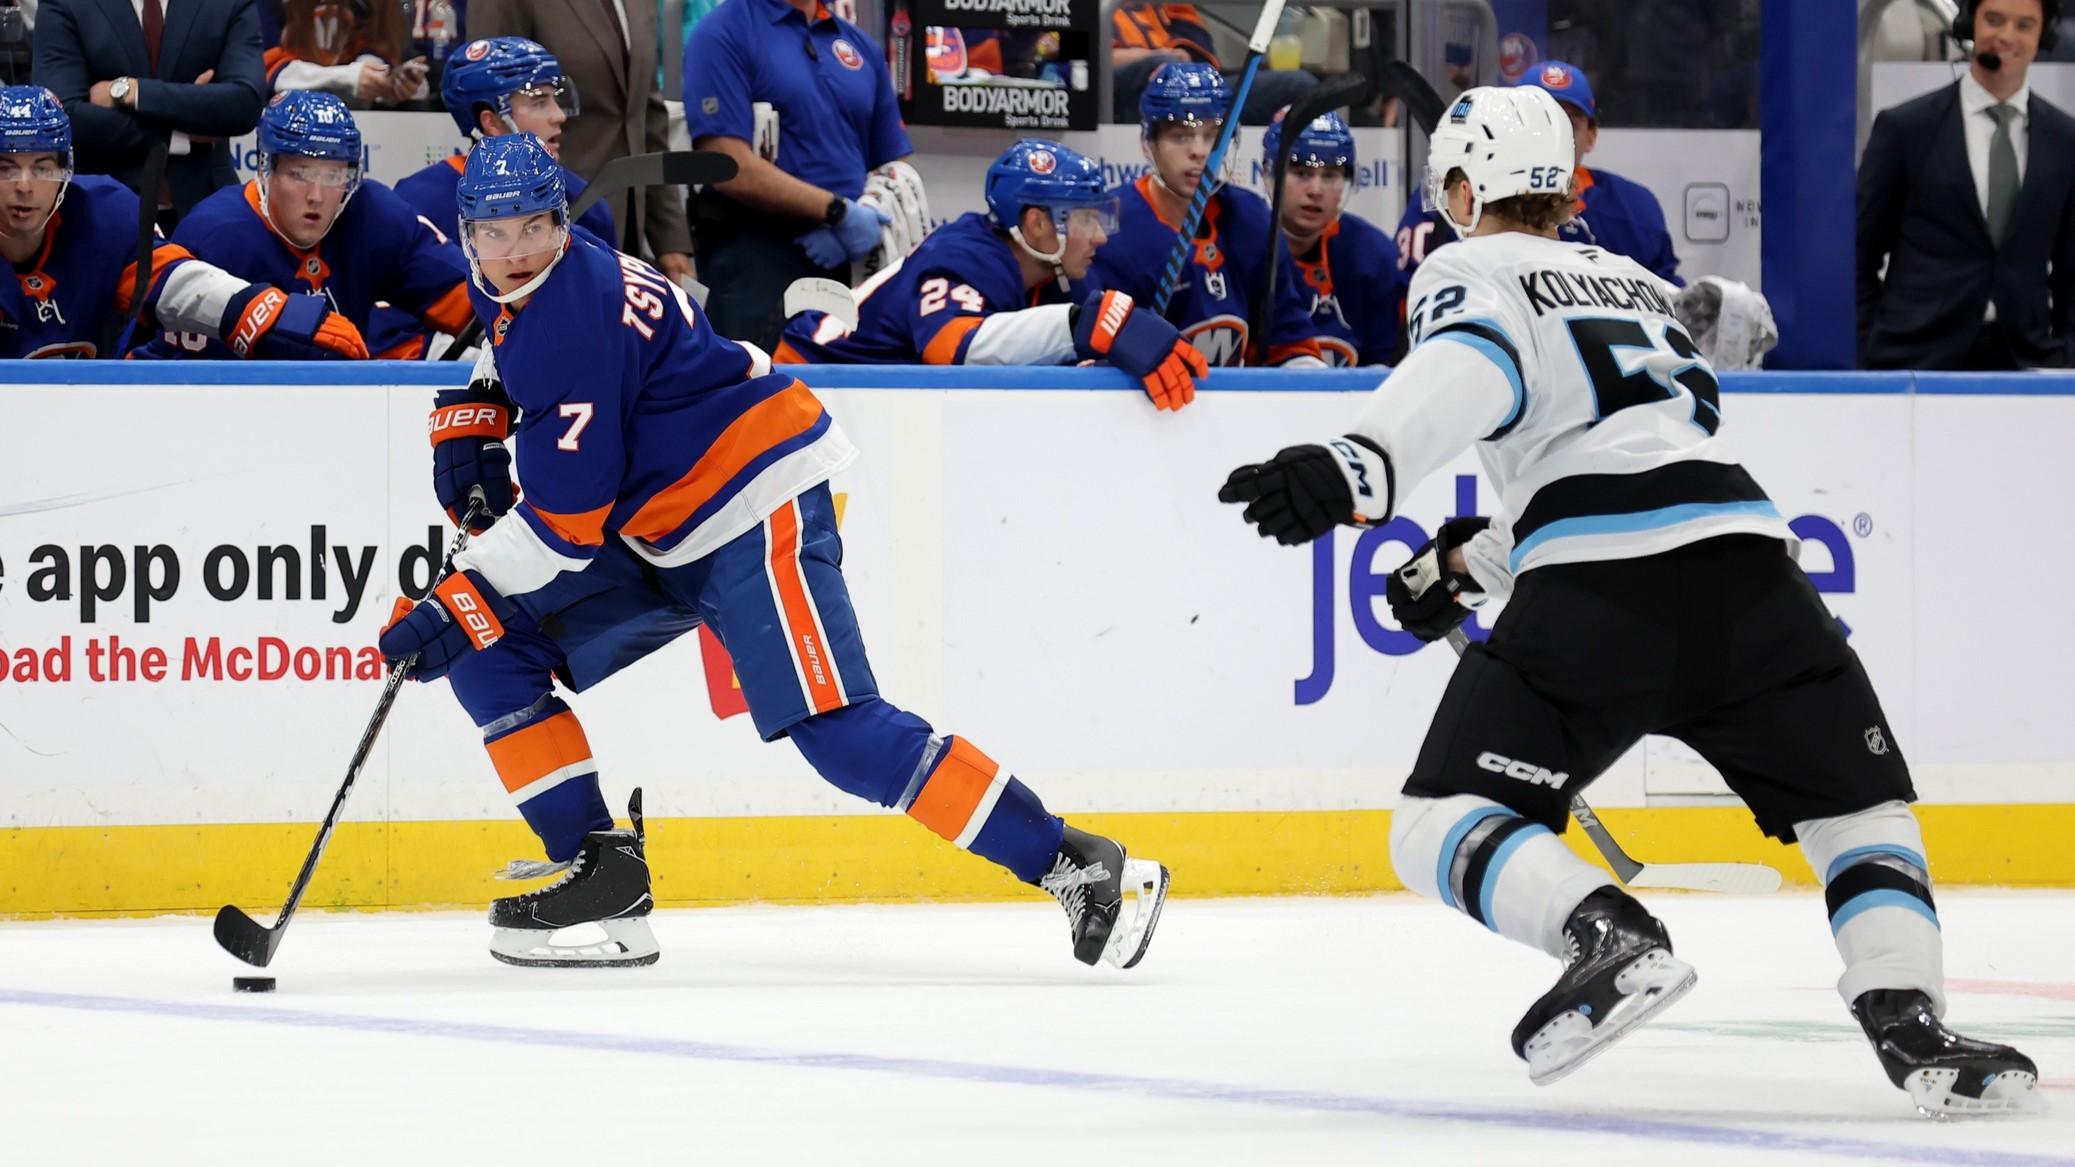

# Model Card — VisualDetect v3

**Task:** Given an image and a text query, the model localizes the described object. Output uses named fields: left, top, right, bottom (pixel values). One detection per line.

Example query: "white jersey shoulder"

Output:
left=1391, top=232, right=1792, bottom=580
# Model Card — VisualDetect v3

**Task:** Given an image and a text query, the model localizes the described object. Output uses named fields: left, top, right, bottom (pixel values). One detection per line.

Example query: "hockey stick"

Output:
left=1378, top=59, right=1447, bottom=138
left=1147, top=0, right=1287, bottom=316
left=1251, top=70, right=1374, bottom=363
left=438, top=149, right=740, bottom=358
left=113, top=140, right=169, bottom=356
left=213, top=500, right=486, bottom=967
left=1443, top=626, right=1783, bottom=894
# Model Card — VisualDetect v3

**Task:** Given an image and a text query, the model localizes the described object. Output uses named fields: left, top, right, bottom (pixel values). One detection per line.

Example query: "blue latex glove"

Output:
left=377, top=569, right=523, bottom=681
left=794, top=198, right=893, bottom=267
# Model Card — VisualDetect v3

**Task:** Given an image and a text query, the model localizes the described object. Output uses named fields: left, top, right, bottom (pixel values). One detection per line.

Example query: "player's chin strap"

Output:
left=1009, top=211, right=1072, bottom=293
left=254, top=157, right=359, bottom=248
left=467, top=229, right=571, bottom=305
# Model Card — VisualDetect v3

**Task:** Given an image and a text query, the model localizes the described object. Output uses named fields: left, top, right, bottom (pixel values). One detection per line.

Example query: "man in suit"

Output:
left=31, top=0, right=266, bottom=222
left=468, top=0, right=693, bottom=286
left=1859, top=0, right=2075, bottom=369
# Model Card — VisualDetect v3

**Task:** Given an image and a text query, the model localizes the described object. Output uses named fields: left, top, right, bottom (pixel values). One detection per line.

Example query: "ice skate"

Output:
left=1511, top=887, right=1696, bottom=1085
left=489, top=789, right=659, bottom=968
left=1852, top=989, right=2040, bottom=1116
left=1038, top=825, right=1169, bottom=969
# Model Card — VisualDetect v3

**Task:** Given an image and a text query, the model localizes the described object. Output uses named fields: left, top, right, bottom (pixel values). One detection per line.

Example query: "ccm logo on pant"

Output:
left=1477, top=751, right=1568, bottom=788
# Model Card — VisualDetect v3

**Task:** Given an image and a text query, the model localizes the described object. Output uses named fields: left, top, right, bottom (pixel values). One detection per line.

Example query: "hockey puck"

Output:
left=232, top=976, right=276, bottom=993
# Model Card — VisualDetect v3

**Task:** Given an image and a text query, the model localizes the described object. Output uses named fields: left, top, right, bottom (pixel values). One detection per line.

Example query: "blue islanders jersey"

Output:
left=1290, top=212, right=1402, bottom=367
left=1394, top=164, right=1684, bottom=310
left=0, top=175, right=194, bottom=358
left=147, top=178, right=473, bottom=358
left=773, top=213, right=1068, bottom=364
left=453, top=232, right=857, bottom=602
left=370, top=155, right=618, bottom=356
left=1085, top=176, right=1321, bottom=367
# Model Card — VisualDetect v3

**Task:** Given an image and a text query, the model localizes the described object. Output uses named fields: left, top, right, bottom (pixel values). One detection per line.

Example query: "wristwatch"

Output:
left=823, top=195, right=847, bottom=227
left=109, top=77, right=133, bottom=106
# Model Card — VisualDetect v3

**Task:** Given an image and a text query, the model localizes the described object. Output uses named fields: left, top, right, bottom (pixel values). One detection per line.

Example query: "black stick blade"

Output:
left=214, top=904, right=283, bottom=968
left=1380, top=60, right=1446, bottom=135
left=661, top=150, right=737, bottom=187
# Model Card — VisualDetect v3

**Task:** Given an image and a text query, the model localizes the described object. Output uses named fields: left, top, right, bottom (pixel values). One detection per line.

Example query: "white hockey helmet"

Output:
left=1423, top=85, right=1574, bottom=236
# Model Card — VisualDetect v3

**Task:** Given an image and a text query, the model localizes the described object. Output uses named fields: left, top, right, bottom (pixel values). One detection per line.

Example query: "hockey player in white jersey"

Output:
left=1218, top=85, right=2039, bottom=1116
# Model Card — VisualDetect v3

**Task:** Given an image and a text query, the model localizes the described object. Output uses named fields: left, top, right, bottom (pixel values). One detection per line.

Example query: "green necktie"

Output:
left=1986, top=102, right=2019, bottom=244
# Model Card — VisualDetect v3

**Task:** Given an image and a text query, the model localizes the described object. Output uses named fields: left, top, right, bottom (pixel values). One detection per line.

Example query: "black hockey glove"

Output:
left=1386, top=517, right=1491, bottom=642
left=1218, top=435, right=1393, bottom=546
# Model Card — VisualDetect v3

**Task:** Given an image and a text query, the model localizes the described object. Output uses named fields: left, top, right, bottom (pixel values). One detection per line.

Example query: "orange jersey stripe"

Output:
left=377, top=335, right=428, bottom=360
left=921, top=315, right=983, bottom=365
left=422, top=282, right=475, bottom=335
left=906, top=738, right=1002, bottom=843
left=532, top=501, right=613, bottom=547
left=1268, top=337, right=1325, bottom=366
left=767, top=500, right=845, bottom=715
left=772, top=339, right=810, bottom=365
left=484, top=710, right=594, bottom=794
left=114, top=243, right=195, bottom=315
left=623, top=379, right=827, bottom=541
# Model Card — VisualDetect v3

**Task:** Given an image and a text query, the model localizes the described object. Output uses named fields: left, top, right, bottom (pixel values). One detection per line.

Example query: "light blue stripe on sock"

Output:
left=1477, top=822, right=1554, bottom=932
left=1435, top=806, right=1513, bottom=911
left=1509, top=500, right=1784, bottom=572
left=1824, top=844, right=1928, bottom=884
left=1830, top=888, right=1941, bottom=936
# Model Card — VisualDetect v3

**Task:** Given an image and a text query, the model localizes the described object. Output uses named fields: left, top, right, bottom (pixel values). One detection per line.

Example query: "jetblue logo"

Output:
left=1293, top=474, right=1865, bottom=705
left=1477, top=751, right=1567, bottom=788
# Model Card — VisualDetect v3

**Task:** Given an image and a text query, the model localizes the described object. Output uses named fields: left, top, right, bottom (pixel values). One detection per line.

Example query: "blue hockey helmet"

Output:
left=457, top=133, right=570, bottom=302
left=0, top=86, right=72, bottom=167
left=442, top=36, right=577, bottom=141
left=1139, top=62, right=1227, bottom=136
left=258, top=90, right=363, bottom=167
left=1263, top=107, right=1355, bottom=174
left=985, top=139, right=1116, bottom=267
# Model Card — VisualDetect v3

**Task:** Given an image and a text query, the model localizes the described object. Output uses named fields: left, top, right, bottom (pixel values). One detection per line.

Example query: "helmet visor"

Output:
left=464, top=209, right=568, bottom=261
left=511, top=78, right=579, bottom=120
left=1059, top=199, right=1119, bottom=239
left=0, top=154, right=70, bottom=185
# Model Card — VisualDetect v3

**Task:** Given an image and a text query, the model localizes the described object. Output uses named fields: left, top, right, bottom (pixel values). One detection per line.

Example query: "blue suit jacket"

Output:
left=32, top=0, right=266, bottom=217
left=1857, top=80, right=2075, bottom=369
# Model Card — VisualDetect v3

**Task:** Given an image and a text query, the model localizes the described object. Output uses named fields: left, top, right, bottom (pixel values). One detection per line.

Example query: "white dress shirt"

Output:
left=125, top=0, right=189, bottom=155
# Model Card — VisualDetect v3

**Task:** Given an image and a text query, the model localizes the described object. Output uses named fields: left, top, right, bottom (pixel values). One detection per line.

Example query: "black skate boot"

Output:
left=1851, top=988, right=2040, bottom=1116
left=1037, top=825, right=1169, bottom=969
left=489, top=789, right=659, bottom=968
left=1511, top=887, right=1697, bottom=1085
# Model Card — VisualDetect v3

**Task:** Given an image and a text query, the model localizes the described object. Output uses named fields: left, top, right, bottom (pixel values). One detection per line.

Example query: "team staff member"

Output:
left=1087, top=62, right=1324, bottom=368
left=139, top=91, right=474, bottom=359
left=682, top=0, right=907, bottom=351
left=1264, top=109, right=1401, bottom=366
left=776, top=139, right=1209, bottom=410
left=1396, top=60, right=1681, bottom=298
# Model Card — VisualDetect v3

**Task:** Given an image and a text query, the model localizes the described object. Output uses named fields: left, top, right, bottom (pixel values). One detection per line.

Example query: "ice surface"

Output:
left=4, top=892, right=2072, bottom=1165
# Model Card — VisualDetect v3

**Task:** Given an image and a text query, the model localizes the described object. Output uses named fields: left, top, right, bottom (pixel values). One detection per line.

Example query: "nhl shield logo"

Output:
left=1864, top=726, right=1889, bottom=756
left=304, top=256, right=322, bottom=277
left=832, top=39, right=864, bottom=69
left=22, top=274, right=43, bottom=292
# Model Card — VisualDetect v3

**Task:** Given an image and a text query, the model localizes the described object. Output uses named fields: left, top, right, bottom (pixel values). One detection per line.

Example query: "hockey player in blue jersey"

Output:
left=1394, top=60, right=1681, bottom=302
left=1086, top=62, right=1324, bottom=369
left=142, top=91, right=475, bottom=359
left=377, top=134, right=1171, bottom=968
left=0, top=86, right=366, bottom=360
left=775, top=139, right=1209, bottom=410
left=369, top=36, right=617, bottom=357
left=1262, top=108, right=1401, bottom=367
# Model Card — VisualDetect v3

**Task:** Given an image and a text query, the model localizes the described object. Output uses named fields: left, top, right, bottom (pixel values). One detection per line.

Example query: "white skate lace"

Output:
left=494, top=854, right=581, bottom=886
left=1039, top=856, right=1111, bottom=927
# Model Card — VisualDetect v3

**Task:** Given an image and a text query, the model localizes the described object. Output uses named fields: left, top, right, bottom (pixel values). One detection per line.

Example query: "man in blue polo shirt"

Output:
left=684, top=0, right=911, bottom=351
left=1394, top=60, right=1682, bottom=298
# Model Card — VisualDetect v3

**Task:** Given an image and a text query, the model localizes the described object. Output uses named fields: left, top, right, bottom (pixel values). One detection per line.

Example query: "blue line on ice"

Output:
left=3, top=988, right=2064, bottom=1166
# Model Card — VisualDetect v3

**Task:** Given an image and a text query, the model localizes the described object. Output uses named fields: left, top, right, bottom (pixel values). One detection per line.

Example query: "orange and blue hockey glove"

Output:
left=222, top=284, right=369, bottom=360
left=1073, top=290, right=1210, bottom=412
left=378, top=569, right=522, bottom=681
left=428, top=382, right=515, bottom=532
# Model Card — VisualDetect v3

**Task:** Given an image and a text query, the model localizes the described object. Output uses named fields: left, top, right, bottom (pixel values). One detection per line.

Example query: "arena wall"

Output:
left=3, top=365, right=2069, bottom=915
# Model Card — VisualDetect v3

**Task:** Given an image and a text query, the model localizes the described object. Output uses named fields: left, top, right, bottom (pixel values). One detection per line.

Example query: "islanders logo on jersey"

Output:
left=1183, top=314, right=1249, bottom=368
left=833, top=39, right=864, bottom=70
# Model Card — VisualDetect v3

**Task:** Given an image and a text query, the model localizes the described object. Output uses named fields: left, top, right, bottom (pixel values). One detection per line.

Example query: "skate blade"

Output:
left=1525, top=950, right=1697, bottom=1086
left=1101, top=859, right=1170, bottom=970
left=490, top=918, right=660, bottom=969
left=1904, top=1067, right=2043, bottom=1118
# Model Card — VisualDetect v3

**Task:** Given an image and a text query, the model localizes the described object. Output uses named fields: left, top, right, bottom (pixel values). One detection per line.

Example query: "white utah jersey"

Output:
left=1354, top=230, right=1792, bottom=587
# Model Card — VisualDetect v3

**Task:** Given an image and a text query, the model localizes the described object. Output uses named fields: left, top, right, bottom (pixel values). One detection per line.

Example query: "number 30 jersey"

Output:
left=1356, top=230, right=1791, bottom=589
